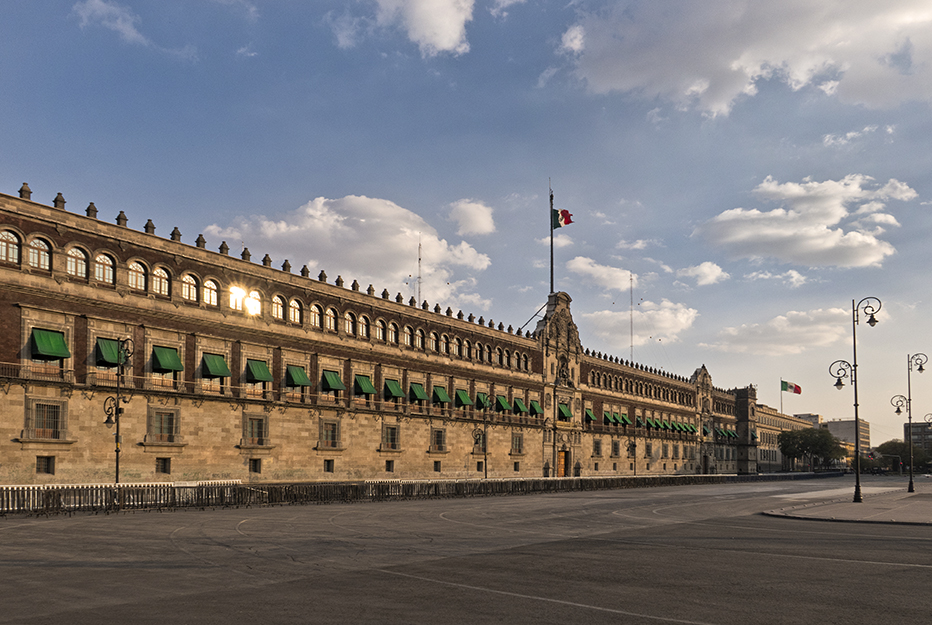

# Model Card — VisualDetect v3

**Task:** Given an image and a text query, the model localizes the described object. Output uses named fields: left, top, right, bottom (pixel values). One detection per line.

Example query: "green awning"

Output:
left=496, top=395, right=512, bottom=412
left=622, top=414, right=632, bottom=425
left=603, top=411, right=615, bottom=424
left=355, top=374, right=377, bottom=395
left=730, top=430, right=739, bottom=438
left=202, top=353, right=231, bottom=378
left=322, top=370, right=346, bottom=391
left=558, top=403, right=572, bottom=419
left=245, top=359, right=273, bottom=383
left=637, top=417, right=646, bottom=427
left=384, top=379, right=404, bottom=398
left=751, top=430, right=758, bottom=439
left=410, top=382, right=429, bottom=401
left=455, top=389, right=473, bottom=407
left=153, top=346, right=184, bottom=372
left=661, top=420, right=671, bottom=430
left=703, top=425, right=711, bottom=435
left=433, top=385, right=451, bottom=403
left=31, top=329, right=70, bottom=359
left=513, top=398, right=528, bottom=414
left=612, top=412, right=620, bottom=424
left=671, top=422, right=682, bottom=432
left=646, top=418, right=656, bottom=428
left=529, top=400, right=543, bottom=415
left=475, top=392, right=489, bottom=409
left=286, top=365, right=311, bottom=387
left=687, top=424, right=697, bottom=432
left=585, top=408, right=597, bottom=422
left=96, top=338, right=121, bottom=366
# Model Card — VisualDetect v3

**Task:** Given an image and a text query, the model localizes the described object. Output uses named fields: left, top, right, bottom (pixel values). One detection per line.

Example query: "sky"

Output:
left=2, top=0, right=932, bottom=445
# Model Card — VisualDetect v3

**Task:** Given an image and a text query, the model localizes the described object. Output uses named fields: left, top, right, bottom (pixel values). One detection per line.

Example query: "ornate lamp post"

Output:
left=829, top=297, right=880, bottom=503
left=103, top=338, right=134, bottom=484
left=892, top=353, right=925, bottom=493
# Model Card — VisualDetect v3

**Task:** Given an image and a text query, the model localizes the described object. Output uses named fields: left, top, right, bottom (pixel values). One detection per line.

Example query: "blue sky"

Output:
left=3, top=0, right=932, bottom=444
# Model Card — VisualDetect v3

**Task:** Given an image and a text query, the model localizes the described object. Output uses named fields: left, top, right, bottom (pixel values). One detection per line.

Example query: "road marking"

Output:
left=375, top=569, right=723, bottom=625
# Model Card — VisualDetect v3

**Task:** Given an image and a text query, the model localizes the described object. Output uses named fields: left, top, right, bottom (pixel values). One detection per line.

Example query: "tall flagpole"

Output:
left=549, top=180, right=554, bottom=294
left=780, top=378, right=783, bottom=414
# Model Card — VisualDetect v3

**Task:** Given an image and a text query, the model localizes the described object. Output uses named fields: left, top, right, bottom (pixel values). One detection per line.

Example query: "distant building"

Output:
left=823, top=419, right=870, bottom=451
left=905, top=421, right=932, bottom=458
left=756, top=405, right=815, bottom=471
left=794, top=413, right=823, bottom=427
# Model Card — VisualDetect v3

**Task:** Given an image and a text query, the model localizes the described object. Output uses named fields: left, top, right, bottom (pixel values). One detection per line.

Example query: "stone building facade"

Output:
left=0, top=184, right=797, bottom=485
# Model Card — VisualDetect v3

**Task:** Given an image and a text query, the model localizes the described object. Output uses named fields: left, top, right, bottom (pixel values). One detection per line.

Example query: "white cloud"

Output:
left=823, top=125, right=879, bottom=147
left=538, top=233, right=573, bottom=248
left=701, top=308, right=849, bottom=355
left=73, top=0, right=197, bottom=60
left=489, top=0, right=525, bottom=19
left=236, top=45, right=258, bottom=58
left=695, top=174, right=916, bottom=267
left=677, top=262, right=730, bottom=286
left=374, top=0, right=474, bottom=57
left=583, top=299, right=698, bottom=349
left=209, top=0, right=259, bottom=21
left=617, top=238, right=661, bottom=250
left=643, top=257, right=674, bottom=274
left=745, top=270, right=808, bottom=288
left=559, top=2, right=932, bottom=115
left=204, top=195, right=491, bottom=310
left=566, top=257, right=637, bottom=291
left=449, top=199, right=495, bottom=236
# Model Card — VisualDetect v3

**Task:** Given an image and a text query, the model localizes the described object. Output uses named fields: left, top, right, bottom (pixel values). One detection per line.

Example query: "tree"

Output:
left=876, top=439, right=928, bottom=471
left=778, top=428, right=846, bottom=470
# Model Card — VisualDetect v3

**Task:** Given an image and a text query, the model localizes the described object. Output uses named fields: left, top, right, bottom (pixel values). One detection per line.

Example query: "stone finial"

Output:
left=351, top=280, right=360, bottom=291
left=468, top=313, right=475, bottom=322
left=489, top=319, right=495, bottom=328
left=195, top=234, right=206, bottom=248
left=144, top=219, right=155, bottom=234
left=421, top=301, right=429, bottom=310
left=367, top=284, right=375, bottom=296
left=241, top=247, right=251, bottom=261
left=497, top=322, right=504, bottom=331
left=457, top=310, right=464, bottom=319
left=396, top=293, right=404, bottom=303
left=507, top=325, right=513, bottom=334
left=53, top=193, right=66, bottom=210
left=18, top=183, right=31, bottom=200
left=282, top=260, right=292, bottom=273
left=478, top=316, right=484, bottom=325
left=86, top=202, right=98, bottom=219
left=262, top=254, right=272, bottom=267
left=170, top=227, right=182, bottom=242
left=433, top=304, right=441, bottom=313
left=116, top=211, right=128, bottom=227
left=409, top=297, right=417, bottom=306
left=318, top=270, right=327, bottom=282
left=446, top=307, right=453, bottom=317
left=381, top=288, right=390, bottom=299
left=335, top=275, right=344, bottom=287
left=219, top=241, right=229, bottom=255
left=301, top=265, right=310, bottom=277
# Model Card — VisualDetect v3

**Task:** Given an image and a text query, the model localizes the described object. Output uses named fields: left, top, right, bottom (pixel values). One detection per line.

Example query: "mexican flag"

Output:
left=551, top=208, right=573, bottom=229
left=781, top=380, right=802, bottom=394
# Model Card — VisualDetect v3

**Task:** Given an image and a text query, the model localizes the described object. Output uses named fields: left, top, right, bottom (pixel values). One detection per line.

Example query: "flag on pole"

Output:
left=781, top=380, right=802, bottom=394
left=551, top=208, right=573, bottom=229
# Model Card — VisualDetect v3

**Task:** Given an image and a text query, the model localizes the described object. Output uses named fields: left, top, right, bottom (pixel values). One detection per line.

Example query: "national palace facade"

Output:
left=0, top=183, right=806, bottom=485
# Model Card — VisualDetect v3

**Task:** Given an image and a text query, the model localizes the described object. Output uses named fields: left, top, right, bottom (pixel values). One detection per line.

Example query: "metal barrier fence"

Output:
left=0, top=472, right=842, bottom=515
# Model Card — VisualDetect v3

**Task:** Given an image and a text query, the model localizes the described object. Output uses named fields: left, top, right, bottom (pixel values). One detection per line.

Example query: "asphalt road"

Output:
left=1, top=475, right=928, bottom=625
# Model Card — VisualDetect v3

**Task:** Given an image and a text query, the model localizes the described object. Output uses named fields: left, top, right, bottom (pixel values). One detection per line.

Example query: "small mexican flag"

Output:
left=781, top=380, right=802, bottom=394
left=551, top=208, right=573, bottom=229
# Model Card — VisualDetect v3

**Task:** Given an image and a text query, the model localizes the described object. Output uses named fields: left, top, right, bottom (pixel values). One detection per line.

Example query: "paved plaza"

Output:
left=2, top=475, right=930, bottom=625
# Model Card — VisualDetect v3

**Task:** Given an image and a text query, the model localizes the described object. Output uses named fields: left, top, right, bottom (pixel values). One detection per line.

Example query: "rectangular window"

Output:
left=645, top=443, right=652, bottom=458
left=151, top=410, right=176, bottom=443
left=324, top=459, right=335, bottom=473
left=611, top=440, right=620, bottom=457
left=156, top=457, right=171, bottom=474
left=473, top=430, right=486, bottom=453
left=430, top=428, right=446, bottom=452
left=511, top=433, right=523, bottom=454
left=662, top=444, right=669, bottom=459
left=382, top=424, right=400, bottom=450
left=476, top=461, right=484, bottom=472
left=36, top=456, right=55, bottom=475
left=594, top=462, right=599, bottom=471
left=33, top=403, right=62, bottom=439
left=434, top=460, right=442, bottom=472
left=385, top=460, right=394, bottom=473
left=246, top=417, right=266, bottom=445
left=593, top=439, right=602, bottom=457
left=248, top=458, right=261, bottom=473
left=514, top=461, right=520, bottom=472
left=320, top=421, right=340, bottom=448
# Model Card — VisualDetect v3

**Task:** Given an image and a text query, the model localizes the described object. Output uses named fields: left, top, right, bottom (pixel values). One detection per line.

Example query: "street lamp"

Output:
left=103, top=338, right=134, bottom=484
left=828, top=296, right=881, bottom=503
left=891, top=353, right=926, bottom=493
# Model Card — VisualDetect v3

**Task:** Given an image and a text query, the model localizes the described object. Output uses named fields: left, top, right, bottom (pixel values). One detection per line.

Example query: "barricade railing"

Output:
left=0, top=472, right=842, bottom=515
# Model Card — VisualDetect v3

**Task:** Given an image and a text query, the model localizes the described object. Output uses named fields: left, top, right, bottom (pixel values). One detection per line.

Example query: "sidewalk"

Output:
left=763, top=478, right=932, bottom=526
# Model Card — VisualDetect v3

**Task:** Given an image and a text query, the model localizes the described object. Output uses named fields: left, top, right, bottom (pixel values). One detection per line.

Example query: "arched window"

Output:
left=27, top=239, right=50, bottom=270
left=203, top=279, right=218, bottom=306
left=344, top=312, right=357, bottom=336
left=522, top=354, right=528, bottom=371
left=359, top=316, right=370, bottom=338
left=66, top=248, right=88, bottom=278
left=375, top=320, right=386, bottom=341
left=272, top=296, right=285, bottom=320
left=505, top=350, right=512, bottom=368
left=289, top=300, right=302, bottom=324
left=246, top=291, right=261, bottom=316
left=415, top=329, right=425, bottom=349
left=128, top=262, right=147, bottom=291
left=453, top=338, right=462, bottom=357
left=310, top=305, right=322, bottom=328
left=325, top=308, right=337, bottom=331
left=403, top=326, right=413, bottom=347
left=389, top=323, right=398, bottom=344
left=497, top=348, right=504, bottom=366
left=465, top=340, right=472, bottom=359
left=428, top=332, right=438, bottom=352
left=181, top=275, right=198, bottom=302
left=485, top=345, right=492, bottom=363
left=0, top=231, right=20, bottom=264
left=94, top=254, right=114, bottom=284
left=474, top=342, right=482, bottom=361
left=152, top=267, right=170, bottom=296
